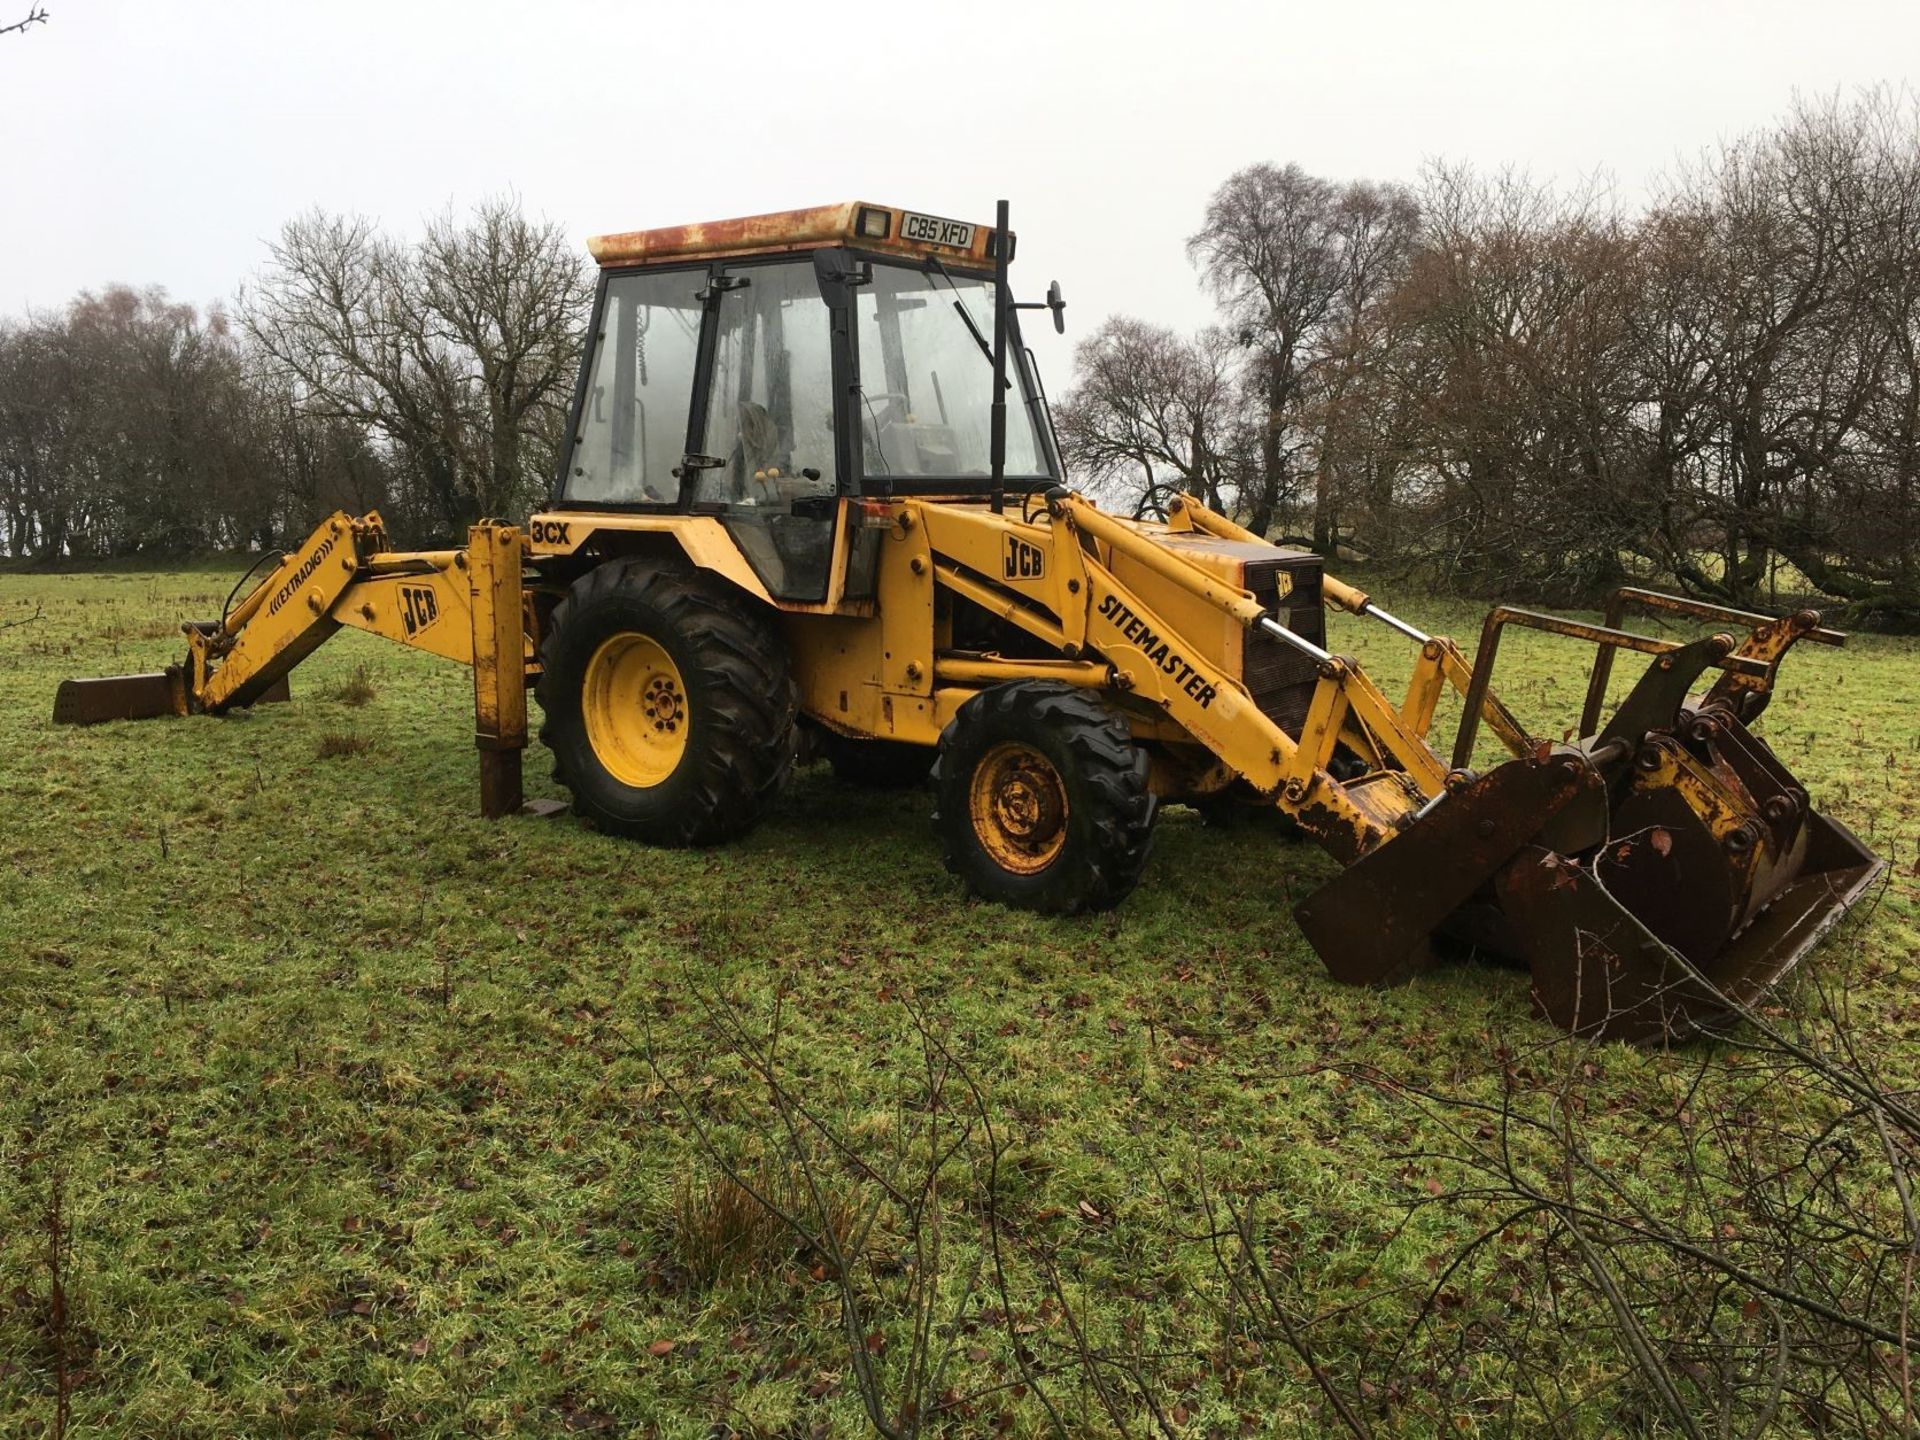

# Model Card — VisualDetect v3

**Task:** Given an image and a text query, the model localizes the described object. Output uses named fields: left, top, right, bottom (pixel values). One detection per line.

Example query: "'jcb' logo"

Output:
left=530, top=519, right=573, bottom=547
left=1003, top=534, right=1046, bottom=581
left=399, top=583, right=441, bottom=638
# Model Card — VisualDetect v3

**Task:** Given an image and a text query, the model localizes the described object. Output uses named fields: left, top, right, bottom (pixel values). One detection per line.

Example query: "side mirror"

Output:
left=1047, top=280, right=1066, bottom=334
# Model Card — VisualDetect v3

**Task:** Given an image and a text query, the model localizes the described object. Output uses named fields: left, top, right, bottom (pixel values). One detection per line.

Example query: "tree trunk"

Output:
left=1249, top=352, right=1286, bottom=538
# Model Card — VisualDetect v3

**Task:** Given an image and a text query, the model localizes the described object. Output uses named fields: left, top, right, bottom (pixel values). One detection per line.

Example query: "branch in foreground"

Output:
left=1, top=7, right=49, bottom=37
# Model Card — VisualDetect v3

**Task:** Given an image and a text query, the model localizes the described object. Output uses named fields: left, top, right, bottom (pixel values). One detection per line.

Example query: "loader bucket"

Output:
left=1295, top=631, right=1884, bottom=1044
left=1499, top=808, right=1882, bottom=1042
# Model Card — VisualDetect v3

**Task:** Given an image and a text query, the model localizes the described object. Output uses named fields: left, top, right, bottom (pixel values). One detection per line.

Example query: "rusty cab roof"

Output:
left=587, top=202, right=1008, bottom=272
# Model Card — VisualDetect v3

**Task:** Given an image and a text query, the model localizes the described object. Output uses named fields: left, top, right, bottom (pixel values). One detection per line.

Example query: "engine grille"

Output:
left=1242, top=554, right=1325, bottom=736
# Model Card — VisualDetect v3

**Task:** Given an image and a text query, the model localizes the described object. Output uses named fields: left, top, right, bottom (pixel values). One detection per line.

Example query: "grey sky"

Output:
left=5, top=0, right=1917, bottom=380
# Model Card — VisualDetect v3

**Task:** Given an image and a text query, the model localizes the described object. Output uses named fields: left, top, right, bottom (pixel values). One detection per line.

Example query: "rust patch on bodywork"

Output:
left=589, top=202, right=1010, bottom=271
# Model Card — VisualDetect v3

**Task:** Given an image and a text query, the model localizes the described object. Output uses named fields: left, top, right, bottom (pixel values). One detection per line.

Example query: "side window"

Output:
left=699, top=263, right=838, bottom=509
left=565, top=271, right=703, bottom=504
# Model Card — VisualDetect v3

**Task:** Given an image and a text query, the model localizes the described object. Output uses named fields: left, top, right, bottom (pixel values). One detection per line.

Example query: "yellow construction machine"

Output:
left=56, top=200, right=1883, bottom=1043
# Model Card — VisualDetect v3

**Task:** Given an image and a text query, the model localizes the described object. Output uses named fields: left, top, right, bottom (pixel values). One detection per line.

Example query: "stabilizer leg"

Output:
left=467, top=522, right=531, bottom=820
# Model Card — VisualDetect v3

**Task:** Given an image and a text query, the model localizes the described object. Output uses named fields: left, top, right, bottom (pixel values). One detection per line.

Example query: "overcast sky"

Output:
left=4, top=0, right=1917, bottom=378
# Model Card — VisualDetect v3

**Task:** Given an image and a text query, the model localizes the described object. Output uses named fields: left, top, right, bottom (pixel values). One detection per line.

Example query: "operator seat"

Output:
left=736, top=401, right=781, bottom=497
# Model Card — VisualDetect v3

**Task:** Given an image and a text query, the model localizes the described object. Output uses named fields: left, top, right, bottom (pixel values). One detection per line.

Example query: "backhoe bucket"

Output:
left=53, top=670, right=288, bottom=725
left=1297, top=629, right=1884, bottom=1044
left=53, top=671, right=187, bottom=724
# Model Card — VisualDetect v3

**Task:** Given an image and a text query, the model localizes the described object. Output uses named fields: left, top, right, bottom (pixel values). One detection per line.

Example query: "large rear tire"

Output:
left=932, top=682, right=1156, bottom=914
left=537, top=560, right=793, bottom=845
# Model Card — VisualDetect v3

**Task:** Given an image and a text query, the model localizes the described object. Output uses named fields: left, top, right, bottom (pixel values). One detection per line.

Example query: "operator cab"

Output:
left=554, top=202, right=1062, bottom=604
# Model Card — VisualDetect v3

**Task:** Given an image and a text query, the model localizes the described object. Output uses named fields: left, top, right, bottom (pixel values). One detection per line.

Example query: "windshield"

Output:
left=855, top=263, right=1050, bottom=480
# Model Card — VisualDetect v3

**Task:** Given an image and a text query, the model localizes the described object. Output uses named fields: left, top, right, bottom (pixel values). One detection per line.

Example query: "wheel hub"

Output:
left=583, top=633, right=689, bottom=788
left=970, top=741, right=1069, bottom=874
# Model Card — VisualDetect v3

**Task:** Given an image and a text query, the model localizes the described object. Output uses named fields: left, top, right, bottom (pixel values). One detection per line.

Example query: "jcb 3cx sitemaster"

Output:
left=57, top=200, right=1883, bottom=1043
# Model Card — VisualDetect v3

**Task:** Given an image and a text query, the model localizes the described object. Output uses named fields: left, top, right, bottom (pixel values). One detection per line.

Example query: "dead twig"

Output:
left=0, top=7, right=48, bottom=38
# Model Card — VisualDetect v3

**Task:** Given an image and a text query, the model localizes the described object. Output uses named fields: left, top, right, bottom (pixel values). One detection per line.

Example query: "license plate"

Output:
left=900, top=211, right=976, bottom=250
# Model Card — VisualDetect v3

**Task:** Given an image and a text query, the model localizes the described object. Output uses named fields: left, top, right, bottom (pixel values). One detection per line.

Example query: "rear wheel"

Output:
left=538, top=559, right=793, bottom=845
left=932, top=682, right=1156, bottom=914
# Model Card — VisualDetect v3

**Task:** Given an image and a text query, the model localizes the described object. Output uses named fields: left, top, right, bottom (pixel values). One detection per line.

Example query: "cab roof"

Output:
left=587, top=202, right=1010, bottom=271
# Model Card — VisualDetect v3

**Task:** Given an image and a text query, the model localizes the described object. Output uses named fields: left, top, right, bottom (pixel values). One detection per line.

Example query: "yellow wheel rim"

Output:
left=583, top=633, right=689, bottom=788
left=968, top=741, right=1069, bottom=875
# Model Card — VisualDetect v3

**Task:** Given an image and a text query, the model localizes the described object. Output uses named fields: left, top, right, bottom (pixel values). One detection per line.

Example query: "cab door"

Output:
left=687, top=256, right=850, bottom=603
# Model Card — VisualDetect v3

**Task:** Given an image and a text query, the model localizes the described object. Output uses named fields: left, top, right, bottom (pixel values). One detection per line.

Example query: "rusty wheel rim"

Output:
left=968, top=741, right=1069, bottom=875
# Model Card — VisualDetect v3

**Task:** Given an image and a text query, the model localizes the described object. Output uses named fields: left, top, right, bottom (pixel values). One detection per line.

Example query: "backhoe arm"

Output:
left=57, top=510, right=536, bottom=817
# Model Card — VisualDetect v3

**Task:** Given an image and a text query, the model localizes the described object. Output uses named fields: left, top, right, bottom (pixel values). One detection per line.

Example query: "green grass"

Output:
left=1, top=569, right=1916, bottom=1438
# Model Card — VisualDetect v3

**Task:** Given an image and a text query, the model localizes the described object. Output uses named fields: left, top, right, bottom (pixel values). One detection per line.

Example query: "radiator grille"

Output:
left=1242, top=554, right=1325, bottom=736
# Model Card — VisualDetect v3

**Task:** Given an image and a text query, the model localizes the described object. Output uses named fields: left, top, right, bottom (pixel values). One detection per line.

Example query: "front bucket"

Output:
left=1296, top=687, right=1882, bottom=1042
left=1294, top=749, right=1609, bottom=988
left=1498, top=809, right=1882, bottom=1042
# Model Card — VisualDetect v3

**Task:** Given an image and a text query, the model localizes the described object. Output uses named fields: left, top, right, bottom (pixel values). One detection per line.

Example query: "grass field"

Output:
left=2, top=566, right=1917, bottom=1438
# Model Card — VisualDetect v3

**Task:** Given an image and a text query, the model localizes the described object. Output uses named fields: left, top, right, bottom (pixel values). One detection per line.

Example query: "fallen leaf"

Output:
left=648, top=1339, right=676, bottom=1357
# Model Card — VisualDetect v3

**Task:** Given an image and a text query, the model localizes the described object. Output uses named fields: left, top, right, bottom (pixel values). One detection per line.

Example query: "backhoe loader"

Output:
left=56, top=200, right=1883, bottom=1043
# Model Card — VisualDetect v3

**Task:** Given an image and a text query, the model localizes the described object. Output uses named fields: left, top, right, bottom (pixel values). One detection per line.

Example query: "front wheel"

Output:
left=537, top=560, right=793, bottom=845
left=931, top=683, right=1156, bottom=914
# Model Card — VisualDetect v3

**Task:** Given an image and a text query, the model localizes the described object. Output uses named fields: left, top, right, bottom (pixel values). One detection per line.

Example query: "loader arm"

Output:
left=55, top=511, right=538, bottom=817
left=918, top=491, right=1454, bottom=863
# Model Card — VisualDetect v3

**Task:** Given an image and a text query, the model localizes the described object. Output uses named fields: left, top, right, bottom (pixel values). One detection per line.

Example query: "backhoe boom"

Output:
left=55, top=511, right=537, bottom=817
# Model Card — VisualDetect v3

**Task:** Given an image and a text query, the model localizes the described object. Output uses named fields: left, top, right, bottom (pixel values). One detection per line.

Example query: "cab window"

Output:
left=565, top=270, right=702, bottom=505
left=698, top=262, right=839, bottom=508
left=697, top=260, right=841, bottom=600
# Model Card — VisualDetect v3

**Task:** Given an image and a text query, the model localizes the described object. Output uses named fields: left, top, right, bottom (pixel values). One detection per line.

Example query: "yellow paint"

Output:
left=583, top=633, right=688, bottom=787
left=153, top=491, right=1511, bottom=862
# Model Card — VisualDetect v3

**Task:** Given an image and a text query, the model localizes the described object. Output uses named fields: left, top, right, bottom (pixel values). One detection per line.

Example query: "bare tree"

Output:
left=1187, top=164, right=1418, bottom=546
left=1054, top=319, right=1250, bottom=519
left=1388, top=165, right=1644, bottom=597
left=242, top=197, right=591, bottom=536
